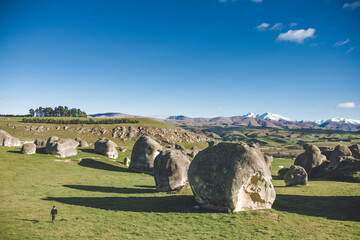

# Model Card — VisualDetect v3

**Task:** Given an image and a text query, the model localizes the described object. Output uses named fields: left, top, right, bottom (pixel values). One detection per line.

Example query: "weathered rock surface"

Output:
left=284, top=165, right=308, bottom=187
left=34, top=139, right=47, bottom=153
left=188, top=142, right=276, bottom=212
left=329, top=145, right=352, bottom=169
left=0, top=130, right=21, bottom=147
left=277, top=168, right=289, bottom=179
left=320, top=147, right=334, bottom=160
left=46, top=136, right=79, bottom=157
left=21, top=142, right=36, bottom=154
left=94, top=138, right=118, bottom=159
left=129, top=136, right=163, bottom=174
left=264, top=155, right=273, bottom=168
left=124, top=157, right=130, bottom=167
left=349, top=144, right=360, bottom=159
left=75, top=138, right=89, bottom=147
left=294, top=144, right=327, bottom=177
left=153, top=149, right=191, bottom=192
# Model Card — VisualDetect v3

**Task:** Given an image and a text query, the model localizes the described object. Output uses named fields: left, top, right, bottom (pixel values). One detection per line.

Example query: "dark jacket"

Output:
left=51, top=208, right=57, bottom=216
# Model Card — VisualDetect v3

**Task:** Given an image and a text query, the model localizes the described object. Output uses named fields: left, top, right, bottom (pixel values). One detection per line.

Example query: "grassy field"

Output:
left=0, top=146, right=359, bottom=240
left=184, top=125, right=360, bottom=148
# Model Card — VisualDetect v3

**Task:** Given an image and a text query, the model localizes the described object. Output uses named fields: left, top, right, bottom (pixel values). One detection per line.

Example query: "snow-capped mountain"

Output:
left=243, top=112, right=294, bottom=122
left=314, top=117, right=360, bottom=125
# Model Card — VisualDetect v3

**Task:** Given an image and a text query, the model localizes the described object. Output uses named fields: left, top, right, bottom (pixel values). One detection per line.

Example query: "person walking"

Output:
left=50, top=206, right=57, bottom=223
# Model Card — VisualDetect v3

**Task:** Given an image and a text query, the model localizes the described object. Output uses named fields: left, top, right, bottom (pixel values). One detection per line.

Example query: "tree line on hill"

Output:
left=29, top=106, right=87, bottom=118
left=21, top=118, right=139, bottom=124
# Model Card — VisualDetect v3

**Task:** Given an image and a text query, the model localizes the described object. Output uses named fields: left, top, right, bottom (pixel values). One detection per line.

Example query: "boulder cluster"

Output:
left=278, top=144, right=360, bottom=186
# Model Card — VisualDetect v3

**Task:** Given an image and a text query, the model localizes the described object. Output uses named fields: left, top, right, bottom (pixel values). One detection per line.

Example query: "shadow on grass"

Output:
left=43, top=195, right=210, bottom=213
left=274, top=194, right=360, bottom=222
left=78, top=158, right=130, bottom=173
left=134, top=185, right=156, bottom=189
left=63, top=185, right=157, bottom=194
left=79, top=149, right=97, bottom=154
left=16, top=218, right=39, bottom=223
left=7, top=150, right=22, bottom=154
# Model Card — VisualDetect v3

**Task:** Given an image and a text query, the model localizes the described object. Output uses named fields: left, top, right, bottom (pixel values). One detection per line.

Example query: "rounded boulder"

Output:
left=21, top=142, right=36, bottom=154
left=94, top=138, right=118, bottom=159
left=154, top=149, right=191, bottom=192
left=129, top=136, right=162, bottom=174
left=294, top=144, right=327, bottom=177
left=46, top=136, right=79, bottom=158
left=188, top=142, right=276, bottom=213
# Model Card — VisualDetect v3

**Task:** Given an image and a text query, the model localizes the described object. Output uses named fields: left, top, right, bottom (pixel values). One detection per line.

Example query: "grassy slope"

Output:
left=0, top=147, right=359, bottom=240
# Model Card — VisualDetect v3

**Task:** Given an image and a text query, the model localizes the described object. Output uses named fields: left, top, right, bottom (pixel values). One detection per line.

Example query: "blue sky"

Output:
left=0, top=0, right=359, bottom=120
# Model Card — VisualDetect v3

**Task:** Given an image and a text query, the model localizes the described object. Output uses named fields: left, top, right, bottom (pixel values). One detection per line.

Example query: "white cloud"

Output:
left=334, top=39, right=350, bottom=47
left=251, top=0, right=263, bottom=2
left=290, top=22, right=298, bottom=28
left=277, top=28, right=316, bottom=44
left=343, top=1, right=360, bottom=10
left=337, top=102, right=356, bottom=108
left=346, top=47, right=355, bottom=54
left=270, top=23, right=283, bottom=31
left=0, top=95, right=7, bottom=100
left=256, top=23, right=270, bottom=31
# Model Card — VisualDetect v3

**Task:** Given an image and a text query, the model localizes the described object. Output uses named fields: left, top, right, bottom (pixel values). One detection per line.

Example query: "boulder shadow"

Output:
left=134, top=185, right=156, bottom=189
left=78, top=158, right=130, bottom=173
left=42, top=195, right=210, bottom=213
left=63, top=185, right=157, bottom=194
left=79, top=149, right=96, bottom=154
left=273, top=194, right=360, bottom=222
left=7, top=150, right=22, bottom=154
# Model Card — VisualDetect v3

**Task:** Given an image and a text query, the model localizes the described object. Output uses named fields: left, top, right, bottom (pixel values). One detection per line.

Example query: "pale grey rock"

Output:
left=124, top=157, right=130, bottom=167
left=153, top=149, right=191, bottom=192
left=329, top=145, right=352, bottom=169
left=21, top=142, right=36, bottom=154
left=188, top=142, right=276, bottom=212
left=284, top=165, right=308, bottom=187
left=46, top=136, right=79, bottom=157
left=294, top=144, right=327, bottom=177
left=75, top=138, right=89, bottom=147
left=129, top=136, right=162, bottom=174
left=349, top=144, right=360, bottom=159
left=0, top=130, right=21, bottom=147
left=94, top=138, right=118, bottom=159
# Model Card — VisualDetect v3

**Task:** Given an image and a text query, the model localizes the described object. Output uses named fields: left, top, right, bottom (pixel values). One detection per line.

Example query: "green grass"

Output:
left=0, top=147, right=359, bottom=240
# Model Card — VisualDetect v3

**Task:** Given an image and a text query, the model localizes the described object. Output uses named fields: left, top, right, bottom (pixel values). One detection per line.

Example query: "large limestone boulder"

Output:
left=21, top=142, right=36, bottom=154
left=0, top=130, right=21, bottom=147
left=188, top=142, right=276, bottom=213
left=349, top=144, right=360, bottom=159
left=153, top=149, right=191, bottom=192
left=329, top=145, right=352, bottom=169
left=34, top=139, right=47, bottom=153
left=294, top=144, right=327, bottom=177
left=46, top=136, right=79, bottom=158
left=129, top=136, right=162, bottom=174
left=94, top=138, right=118, bottom=159
left=284, top=165, right=308, bottom=187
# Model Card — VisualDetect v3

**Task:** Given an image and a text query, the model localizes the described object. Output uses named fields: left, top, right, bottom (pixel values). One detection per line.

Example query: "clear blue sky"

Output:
left=0, top=0, right=359, bottom=120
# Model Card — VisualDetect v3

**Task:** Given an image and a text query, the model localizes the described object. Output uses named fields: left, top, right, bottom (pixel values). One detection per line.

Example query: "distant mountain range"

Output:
left=165, top=112, right=360, bottom=132
left=89, top=112, right=360, bottom=132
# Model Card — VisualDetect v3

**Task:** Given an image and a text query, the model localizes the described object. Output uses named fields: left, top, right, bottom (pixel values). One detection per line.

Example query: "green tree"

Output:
left=29, top=109, right=35, bottom=117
